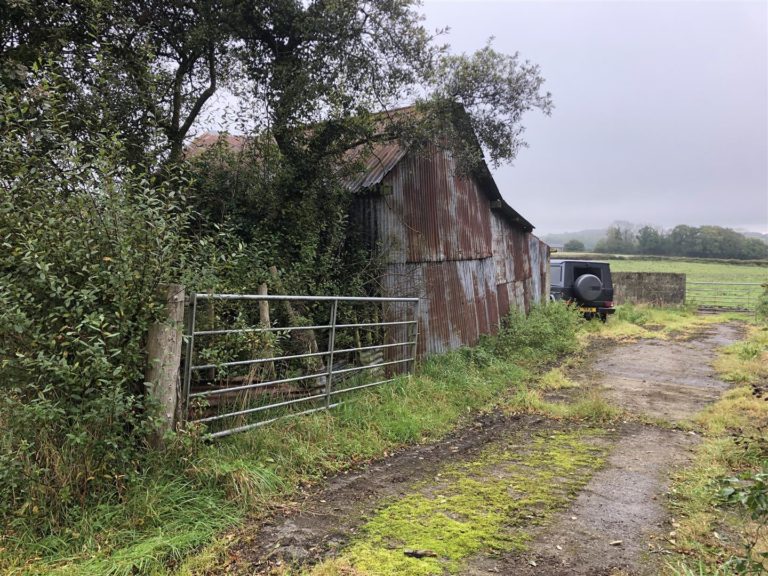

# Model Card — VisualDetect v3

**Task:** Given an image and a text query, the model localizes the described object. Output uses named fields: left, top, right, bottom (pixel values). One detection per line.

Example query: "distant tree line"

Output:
left=592, top=224, right=768, bottom=260
left=563, top=239, right=585, bottom=251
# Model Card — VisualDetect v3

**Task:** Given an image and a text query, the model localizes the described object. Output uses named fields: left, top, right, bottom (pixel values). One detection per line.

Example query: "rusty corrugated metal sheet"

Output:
left=353, top=143, right=551, bottom=357
left=490, top=210, right=532, bottom=293
left=378, top=144, right=494, bottom=263
left=496, top=283, right=510, bottom=323
left=380, top=259, right=499, bottom=356
left=529, top=234, right=542, bottom=305
left=343, top=142, right=408, bottom=192
left=540, top=240, right=551, bottom=302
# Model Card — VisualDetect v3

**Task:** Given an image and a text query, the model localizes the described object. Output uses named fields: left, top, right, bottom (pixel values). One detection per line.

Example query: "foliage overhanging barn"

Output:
left=345, top=133, right=550, bottom=357
left=192, top=111, right=550, bottom=359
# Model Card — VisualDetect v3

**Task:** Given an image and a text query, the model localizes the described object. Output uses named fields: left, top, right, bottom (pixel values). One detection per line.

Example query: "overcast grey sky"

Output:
left=421, top=0, right=768, bottom=235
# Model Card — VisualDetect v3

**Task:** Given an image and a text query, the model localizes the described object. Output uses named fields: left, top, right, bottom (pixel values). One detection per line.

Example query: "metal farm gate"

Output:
left=686, top=282, right=765, bottom=312
left=181, top=294, right=419, bottom=438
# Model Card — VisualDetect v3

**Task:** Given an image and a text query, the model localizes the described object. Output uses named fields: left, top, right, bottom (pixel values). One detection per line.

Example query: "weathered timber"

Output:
left=145, top=283, right=185, bottom=447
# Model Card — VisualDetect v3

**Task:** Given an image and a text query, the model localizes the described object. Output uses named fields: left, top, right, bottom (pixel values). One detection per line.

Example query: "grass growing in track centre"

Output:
left=3, top=302, right=763, bottom=576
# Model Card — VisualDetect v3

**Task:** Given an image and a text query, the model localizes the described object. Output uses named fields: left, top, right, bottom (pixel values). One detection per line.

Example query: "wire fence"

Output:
left=686, top=282, right=764, bottom=311
left=181, top=294, right=419, bottom=438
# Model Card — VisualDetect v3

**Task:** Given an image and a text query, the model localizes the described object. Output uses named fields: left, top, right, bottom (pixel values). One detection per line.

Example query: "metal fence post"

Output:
left=181, top=292, right=198, bottom=423
left=412, top=299, right=420, bottom=371
left=325, top=299, right=338, bottom=408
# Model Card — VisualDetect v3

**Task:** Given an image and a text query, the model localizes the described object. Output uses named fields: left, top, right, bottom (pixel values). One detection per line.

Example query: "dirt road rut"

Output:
left=220, top=323, right=741, bottom=575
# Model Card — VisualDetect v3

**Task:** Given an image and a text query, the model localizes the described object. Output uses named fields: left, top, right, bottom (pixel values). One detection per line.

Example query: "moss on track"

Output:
left=306, top=428, right=607, bottom=576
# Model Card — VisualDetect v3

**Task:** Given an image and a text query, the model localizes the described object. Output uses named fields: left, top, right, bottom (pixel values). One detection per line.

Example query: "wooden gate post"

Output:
left=145, top=283, right=185, bottom=448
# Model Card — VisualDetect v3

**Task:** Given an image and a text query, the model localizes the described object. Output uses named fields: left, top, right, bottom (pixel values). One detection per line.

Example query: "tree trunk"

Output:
left=145, top=283, right=185, bottom=448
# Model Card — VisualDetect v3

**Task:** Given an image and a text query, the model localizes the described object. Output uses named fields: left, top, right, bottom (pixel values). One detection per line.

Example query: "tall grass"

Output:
left=2, top=302, right=584, bottom=575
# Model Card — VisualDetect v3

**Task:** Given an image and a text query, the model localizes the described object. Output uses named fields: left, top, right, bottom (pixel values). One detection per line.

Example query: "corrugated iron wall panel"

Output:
left=381, top=144, right=493, bottom=263
left=490, top=210, right=534, bottom=293
left=496, top=283, right=510, bottom=323
left=356, top=146, right=551, bottom=357
left=352, top=191, right=408, bottom=264
left=540, top=240, right=551, bottom=301
left=450, top=150, right=494, bottom=261
left=529, top=234, right=542, bottom=303
left=381, top=259, right=499, bottom=356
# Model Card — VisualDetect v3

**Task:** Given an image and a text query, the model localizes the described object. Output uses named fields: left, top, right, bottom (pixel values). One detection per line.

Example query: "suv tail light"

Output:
left=604, top=301, right=613, bottom=308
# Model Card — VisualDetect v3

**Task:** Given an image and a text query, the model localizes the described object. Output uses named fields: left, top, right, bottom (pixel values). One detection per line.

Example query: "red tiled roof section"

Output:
left=185, top=132, right=247, bottom=159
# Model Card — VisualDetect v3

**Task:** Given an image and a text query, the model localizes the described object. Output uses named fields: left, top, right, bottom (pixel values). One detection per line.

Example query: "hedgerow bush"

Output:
left=756, top=284, right=768, bottom=321
left=487, top=301, right=584, bottom=364
left=0, top=74, right=202, bottom=527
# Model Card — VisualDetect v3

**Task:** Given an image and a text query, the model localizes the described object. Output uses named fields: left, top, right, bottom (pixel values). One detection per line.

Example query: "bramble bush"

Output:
left=0, top=73, right=206, bottom=528
left=721, top=465, right=768, bottom=573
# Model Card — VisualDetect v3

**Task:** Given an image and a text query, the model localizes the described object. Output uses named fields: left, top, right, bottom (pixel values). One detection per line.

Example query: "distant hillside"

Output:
left=540, top=229, right=606, bottom=250
left=740, top=231, right=768, bottom=245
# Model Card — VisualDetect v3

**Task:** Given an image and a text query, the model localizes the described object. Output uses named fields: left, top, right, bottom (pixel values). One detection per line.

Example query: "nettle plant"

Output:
left=721, top=466, right=768, bottom=574
left=0, top=77, right=197, bottom=525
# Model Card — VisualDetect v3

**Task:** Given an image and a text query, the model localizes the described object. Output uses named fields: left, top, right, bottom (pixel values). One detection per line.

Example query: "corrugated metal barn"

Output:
left=190, top=116, right=550, bottom=358
left=348, top=140, right=550, bottom=357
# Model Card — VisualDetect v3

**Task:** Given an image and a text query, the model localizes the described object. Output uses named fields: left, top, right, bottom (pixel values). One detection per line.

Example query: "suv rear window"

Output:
left=550, top=264, right=562, bottom=283
left=573, top=265, right=603, bottom=280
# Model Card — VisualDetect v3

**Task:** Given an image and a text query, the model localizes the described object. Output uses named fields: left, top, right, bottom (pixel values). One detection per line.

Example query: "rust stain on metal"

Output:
left=351, top=139, right=552, bottom=357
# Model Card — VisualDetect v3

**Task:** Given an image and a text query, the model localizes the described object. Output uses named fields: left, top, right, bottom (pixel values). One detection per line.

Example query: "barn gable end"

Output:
left=351, top=142, right=550, bottom=356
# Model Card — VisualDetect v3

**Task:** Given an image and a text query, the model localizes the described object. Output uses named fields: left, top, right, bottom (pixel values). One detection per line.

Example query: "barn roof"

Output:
left=187, top=107, right=535, bottom=232
left=343, top=138, right=534, bottom=232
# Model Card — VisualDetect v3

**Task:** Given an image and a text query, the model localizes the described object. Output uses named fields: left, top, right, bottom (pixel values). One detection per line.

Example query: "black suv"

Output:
left=550, top=259, right=616, bottom=321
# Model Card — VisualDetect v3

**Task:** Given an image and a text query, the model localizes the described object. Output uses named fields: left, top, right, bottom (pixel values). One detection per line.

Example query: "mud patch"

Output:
left=592, top=323, right=741, bottom=423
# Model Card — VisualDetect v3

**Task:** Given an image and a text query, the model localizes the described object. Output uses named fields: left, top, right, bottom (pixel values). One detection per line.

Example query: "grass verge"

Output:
left=664, top=324, right=768, bottom=575
left=0, top=303, right=589, bottom=576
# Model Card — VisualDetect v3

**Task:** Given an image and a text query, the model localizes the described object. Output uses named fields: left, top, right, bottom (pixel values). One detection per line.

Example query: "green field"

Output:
left=557, top=253, right=768, bottom=309
left=605, top=259, right=767, bottom=284
left=557, top=253, right=767, bottom=283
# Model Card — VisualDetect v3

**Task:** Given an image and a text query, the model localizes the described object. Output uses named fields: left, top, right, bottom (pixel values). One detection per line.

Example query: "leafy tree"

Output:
left=744, top=238, right=768, bottom=260
left=594, top=224, right=636, bottom=254
left=667, top=224, right=700, bottom=256
left=564, top=239, right=585, bottom=252
left=1, top=0, right=233, bottom=164
left=636, top=225, right=667, bottom=255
